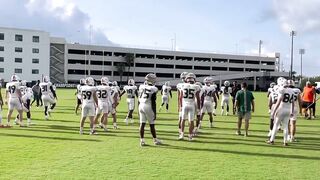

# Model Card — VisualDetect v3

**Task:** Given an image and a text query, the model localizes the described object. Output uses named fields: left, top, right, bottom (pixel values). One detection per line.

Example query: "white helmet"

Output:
left=27, top=87, right=33, bottom=94
left=277, top=77, right=285, bottom=85
left=203, top=77, right=213, bottom=84
left=11, top=74, right=20, bottom=81
left=224, top=81, right=230, bottom=87
left=101, top=77, right=109, bottom=85
left=180, top=72, right=188, bottom=80
left=80, top=78, right=86, bottom=85
left=287, top=79, right=295, bottom=87
left=195, top=82, right=202, bottom=88
left=270, top=82, right=276, bottom=88
left=128, top=79, right=135, bottom=86
left=43, top=76, right=49, bottom=83
left=112, top=81, right=118, bottom=86
left=145, top=73, right=157, bottom=85
left=86, top=77, right=95, bottom=86
left=185, top=73, right=196, bottom=83
left=282, top=79, right=289, bottom=87
left=21, top=80, right=27, bottom=86
left=164, top=81, right=170, bottom=86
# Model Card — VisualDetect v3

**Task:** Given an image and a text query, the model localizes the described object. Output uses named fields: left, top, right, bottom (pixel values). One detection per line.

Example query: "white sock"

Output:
left=80, top=127, right=83, bottom=131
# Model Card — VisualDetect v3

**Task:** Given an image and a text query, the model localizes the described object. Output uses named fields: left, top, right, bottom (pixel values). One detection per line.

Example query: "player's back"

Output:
left=138, top=84, right=158, bottom=104
left=162, top=85, right=171, bottom=96
left=279, top=88, right=295, bottom=110
left=6, top=81, right=21, bottom=98
left=110, top=86, right=120, bottom=102
left=124, top=85, right=137, bottom=99
left=96, top=85, right=111, bottom=102
left=181, top=83, right=200, bottom=105
left=292, top=87, right=301, bottom=107
left=203, top=85, right=215, bottom=102
left=221, top=86, right=231, bottom=98
left=76, top=84, right=82, bottom=99
left=81, top=85, right=97, bottom=104
left=39, top=82, right=52, bottom=95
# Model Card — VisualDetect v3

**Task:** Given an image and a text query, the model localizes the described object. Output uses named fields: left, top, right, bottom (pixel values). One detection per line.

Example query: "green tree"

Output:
left=125, top=53, right=135, bottom=82
left=116, top=62, right=126, bottom=85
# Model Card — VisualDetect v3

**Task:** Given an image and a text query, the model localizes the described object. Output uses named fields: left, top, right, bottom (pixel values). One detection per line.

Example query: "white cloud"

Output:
left=0, top=0, right=113, bottom=45
left=272, top=0, right=320, bottom=33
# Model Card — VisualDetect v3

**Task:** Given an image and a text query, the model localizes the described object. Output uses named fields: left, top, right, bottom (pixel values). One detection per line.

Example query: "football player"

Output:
left=79, top=77, right=98, bottom=135
left=110, top=81, right=120, bottom=129
left=75, top=78, right=85, bottom=115
left=267, top=79, right=295, bottom=146
left=5, top=75, right=24, bottom=126
left=200, top=77, right=217, bottom=128
left=94, top=77, right=112, bottom=132
left=40, top=76, right=57, bottom=120
left=177, top=72, right=188, bottom=136
left=194, top=81, right=204, bottom=132
left=287, top=79, right=302, bottom=142
left=159, top=81, right=172, bottom=112
left=220, top=81, right=232, bottom=116
left=121, top=79, right=138, bottom=125
left=16, top=81, right=33, bottom=126
left=179, top=73, right=201, bottom=141
left=138, top=73, right=161, bottom=146
left=267, top=82, right=276, bottom=98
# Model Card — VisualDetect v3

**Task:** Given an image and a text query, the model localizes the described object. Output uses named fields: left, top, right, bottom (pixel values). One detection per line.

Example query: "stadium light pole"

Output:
left=290, top=30, right=297, bottom=79
left=299, top=48, right=305, bottom=86
left=258, top=40, right=263, bottom=56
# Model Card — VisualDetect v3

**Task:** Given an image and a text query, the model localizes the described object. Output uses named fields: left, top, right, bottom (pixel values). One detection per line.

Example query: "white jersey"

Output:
left=80, top=85, right=97, bottom=105
left=138, top=84, right=158, bottom=104
left=161, top=85, right=171, bottom=96
left=39, top=82, right=53, bottom=96
left=180, top=83, right=201, bottom=105
left=19, top=85, right=27, bottom=95
left=110, top=86, right=120, bottom=104
left=123, top=85, right=137, bottom=99
left=22, top=88, right=33, bottom=102
left=202, top=85, right=216, bottom=102
left=270, top=85, right=281, bottom=104
left=76, top=84, right=83, bottom=99
left=6, top=81, right=21, bottom=99
left=278, top=87, right=295, bottom=110
left=221, top=86, right=232, bottom=99
left=176, top=82, right=184, bottom=91
left=291, top=88, right=301, bottom=110
left=96, top=85, right=112, bottom=103
left=268, top=87, right=273, bottom=96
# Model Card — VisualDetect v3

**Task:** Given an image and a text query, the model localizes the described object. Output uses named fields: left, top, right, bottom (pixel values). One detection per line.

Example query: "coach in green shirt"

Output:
left=235, top=82, right=255, bottom=137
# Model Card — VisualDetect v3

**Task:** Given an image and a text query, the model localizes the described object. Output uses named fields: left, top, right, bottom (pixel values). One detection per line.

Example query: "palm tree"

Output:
left=116, top=62, right=126, bottom=85
left=125, top=53, right=135, bottom=81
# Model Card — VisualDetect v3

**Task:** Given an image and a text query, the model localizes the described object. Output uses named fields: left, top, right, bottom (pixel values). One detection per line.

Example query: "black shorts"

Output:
left=77, top=98, right=82, bottom=105
left=302, top=101, right=312, bottom=108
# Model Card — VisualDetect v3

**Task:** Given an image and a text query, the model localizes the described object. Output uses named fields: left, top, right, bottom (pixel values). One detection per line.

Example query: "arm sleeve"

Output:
left=50, top=86, right=57, bottom=98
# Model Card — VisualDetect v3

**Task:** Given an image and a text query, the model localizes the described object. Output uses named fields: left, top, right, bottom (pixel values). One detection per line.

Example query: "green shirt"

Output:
left=235, top=89, right=254, bottom=112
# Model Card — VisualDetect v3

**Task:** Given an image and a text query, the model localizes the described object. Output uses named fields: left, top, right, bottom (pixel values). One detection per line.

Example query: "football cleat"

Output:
left=178, top=133, right=184, bottom=140
left=266, top=140, right=274, bottom=145
left=153, top=139, right=162, bottom=145
left=140, top=139, right=146, bottom=147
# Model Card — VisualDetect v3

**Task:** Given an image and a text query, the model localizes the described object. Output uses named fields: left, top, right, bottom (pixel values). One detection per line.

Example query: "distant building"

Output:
left=0, top=27, right=50, bottom=82
left=1, top=26, right=289, bottom=90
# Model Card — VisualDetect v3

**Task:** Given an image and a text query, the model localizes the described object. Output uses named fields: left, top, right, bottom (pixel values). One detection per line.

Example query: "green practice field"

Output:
left=0, top=89, right=319, bottom=180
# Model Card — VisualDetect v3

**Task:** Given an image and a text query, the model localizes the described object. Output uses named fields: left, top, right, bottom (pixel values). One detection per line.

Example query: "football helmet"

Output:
left=145, top=73, right=157, bottom=85
left=128, top=79, right=135, bottom=86
left=43, top=76, right=49, bottom=83
left=80, top=78, right=86, bottom=85
left=11, top=74, right=20, bottom=81
left=185, top=73, right=196, bottom=83
left=112, top=81, right=118, bottom=86
left=86, top=77, right=95, bottom=86
left=270, top=82, right=276, bottom=88
left=224, top=81, right=230, bottom=87
left=287, top=80, right=295, bottom=87
left=164, top=81, right=170, bottom=86
left=101, top=77, right=109, bottom=85
left=180, top=72, right=188, bottom=80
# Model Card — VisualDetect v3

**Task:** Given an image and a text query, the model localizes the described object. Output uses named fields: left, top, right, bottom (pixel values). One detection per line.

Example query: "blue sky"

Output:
left=1, top=0, right=319, bottom=76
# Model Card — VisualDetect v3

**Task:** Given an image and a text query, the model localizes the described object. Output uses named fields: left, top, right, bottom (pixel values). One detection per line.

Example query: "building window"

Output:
left=15, top=58, right=22, bottom=63
left=32, top=36, right=40, bottom=43
left=32, top=58, right=39, bottom=64
left=0, top=33, right=4, bottom=40
left=32, top=69, right=39, bottom=74
left=0, top=57, right=3, bottom=62
left=32, top=48, right=39, bottom=54
left=15, top=68, right=22, bottom=74
left=0, top=46, right=4, bottom=51
left=0, top=68, right=3, bottom=73
left=15, top=34, right=23, bottom=41
left=68, top=69, right=88, bottom=75
left=15, top=47, right=23, bottom=52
